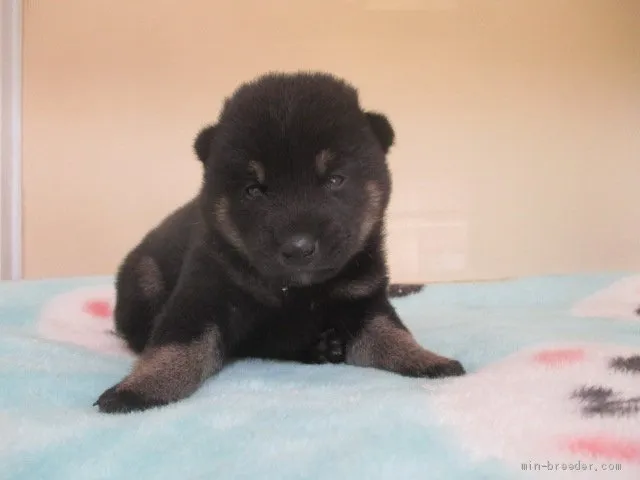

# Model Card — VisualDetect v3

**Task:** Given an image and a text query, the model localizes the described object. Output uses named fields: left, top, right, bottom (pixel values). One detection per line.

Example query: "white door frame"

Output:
left=0, top=0, right=22, bottom=280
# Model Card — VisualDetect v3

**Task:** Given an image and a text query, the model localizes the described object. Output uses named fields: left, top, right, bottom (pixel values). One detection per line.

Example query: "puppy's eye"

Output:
left=326, top=175, right=346, bottom=189
left=245, top=184, right=266, bottom=199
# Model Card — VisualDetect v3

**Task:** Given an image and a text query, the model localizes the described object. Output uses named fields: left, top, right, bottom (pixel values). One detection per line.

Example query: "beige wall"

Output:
left=22, top=0, right=640, bottom=282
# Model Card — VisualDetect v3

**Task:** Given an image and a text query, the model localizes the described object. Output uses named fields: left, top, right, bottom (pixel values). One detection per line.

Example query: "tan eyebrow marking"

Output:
left=315, top=149, right=334, bottom=176
left=249, top=160, right=265, bottom=184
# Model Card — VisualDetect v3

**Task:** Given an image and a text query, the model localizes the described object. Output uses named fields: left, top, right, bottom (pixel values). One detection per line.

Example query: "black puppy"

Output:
left=95, top=72, right=465, bottom=414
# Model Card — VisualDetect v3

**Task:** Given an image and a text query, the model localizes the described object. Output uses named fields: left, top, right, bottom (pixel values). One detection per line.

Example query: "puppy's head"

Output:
left=195, top=72, right=394, bottom=287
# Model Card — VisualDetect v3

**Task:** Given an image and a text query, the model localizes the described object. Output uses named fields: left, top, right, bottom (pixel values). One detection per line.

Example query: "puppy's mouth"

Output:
left=283, top=267, right=338, bottom=287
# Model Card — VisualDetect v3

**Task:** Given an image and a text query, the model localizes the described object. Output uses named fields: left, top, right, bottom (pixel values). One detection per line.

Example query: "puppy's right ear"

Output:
left=193, top=124, right=218, bottom=163
left=365, top=112, right=395, bottom=154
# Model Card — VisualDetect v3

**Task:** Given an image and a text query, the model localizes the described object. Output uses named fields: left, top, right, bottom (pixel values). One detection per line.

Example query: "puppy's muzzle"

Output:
left=279, top=233, right=318, bottom=266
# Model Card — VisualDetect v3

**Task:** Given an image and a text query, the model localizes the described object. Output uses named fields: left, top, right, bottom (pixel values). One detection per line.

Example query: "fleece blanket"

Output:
left=1, top=273, right=640, bottom=480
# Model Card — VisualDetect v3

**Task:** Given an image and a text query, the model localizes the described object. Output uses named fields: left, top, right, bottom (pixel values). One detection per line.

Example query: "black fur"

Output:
left=95, top=71, right=464, bottom=413
left=365, top=112, right=395, bottom=153
left=193, top=124, right=217, bottom=163
left=388, top=284, right=425, bottom=298
left=94, top=386, right=168, bottom=414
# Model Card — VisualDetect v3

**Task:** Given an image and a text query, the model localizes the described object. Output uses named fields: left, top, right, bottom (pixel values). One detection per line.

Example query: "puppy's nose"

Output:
left=280, top=234, right=318, bottom=263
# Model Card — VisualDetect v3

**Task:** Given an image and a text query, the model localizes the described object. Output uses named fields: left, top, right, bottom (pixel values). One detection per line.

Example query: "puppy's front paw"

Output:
left=94, top=384, right=166, bottom=414
left=422, top=358, right=466, bottom=378
left=311, top=328, right=345, bottom=364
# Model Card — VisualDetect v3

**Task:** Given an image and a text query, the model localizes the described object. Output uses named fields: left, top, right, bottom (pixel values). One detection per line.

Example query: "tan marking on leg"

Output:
left=249, top=160, right=265, bottom=184
left=346, top=315, right=462, bottom=377
left=136, top=256, right=164, bottom=299
left=119, top=327, right=223, bottom=403
left=315, top=149, right=333, bottom=176
left=358, top=181, right=384, bottom=246
left=214, top=196, right=247, bottom=254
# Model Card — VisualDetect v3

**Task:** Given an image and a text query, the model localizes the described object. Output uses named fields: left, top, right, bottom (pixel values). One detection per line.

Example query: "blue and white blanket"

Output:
left=1, top=273, right=640, bottom=479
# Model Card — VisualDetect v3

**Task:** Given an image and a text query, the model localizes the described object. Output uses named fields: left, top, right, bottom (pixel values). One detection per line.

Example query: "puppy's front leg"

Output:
left=95, top=260, right=226, bottom=414
left=95, top=325, right=223, bottom=414
left=345, top=304, right=465, bottom=378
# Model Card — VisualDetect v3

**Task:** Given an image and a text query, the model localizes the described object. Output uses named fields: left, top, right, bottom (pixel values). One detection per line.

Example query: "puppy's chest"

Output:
left=234, top=292, right=332, bottom=357
left=267, top=293, right=327, bottom=339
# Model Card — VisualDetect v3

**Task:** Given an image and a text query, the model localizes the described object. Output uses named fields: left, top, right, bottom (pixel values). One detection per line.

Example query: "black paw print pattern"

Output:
left=609, top=355, right=640, bottom=374
left=388, top=284, right=425, bottom=298
left=571, top=355, right=640, bottom=417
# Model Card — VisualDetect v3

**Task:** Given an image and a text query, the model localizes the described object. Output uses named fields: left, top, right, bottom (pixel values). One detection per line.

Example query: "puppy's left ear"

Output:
left=193, top=124, right=218, bottom=163
left=365, top=111, right=395, bottom=154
